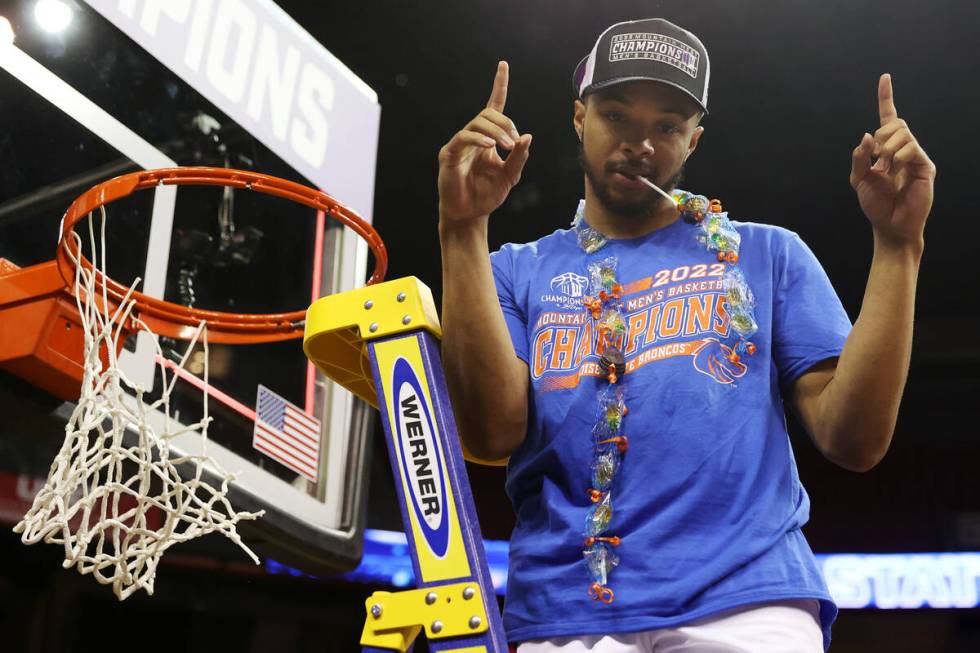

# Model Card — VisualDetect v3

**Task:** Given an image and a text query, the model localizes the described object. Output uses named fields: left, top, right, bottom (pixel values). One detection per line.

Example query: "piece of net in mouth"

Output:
left=636, top=176, right=678, bottom=204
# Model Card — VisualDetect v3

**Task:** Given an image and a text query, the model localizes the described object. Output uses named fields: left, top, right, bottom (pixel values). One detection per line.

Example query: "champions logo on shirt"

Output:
left=530, top=263, right=747, bottom=389
left=541, top=272, right=589, bottom=308
left=392, top=357, right=450, bottom=558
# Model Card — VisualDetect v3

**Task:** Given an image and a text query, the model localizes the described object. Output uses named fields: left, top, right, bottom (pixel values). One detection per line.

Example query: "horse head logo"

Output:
left=692, top=338, right=748, bottom=385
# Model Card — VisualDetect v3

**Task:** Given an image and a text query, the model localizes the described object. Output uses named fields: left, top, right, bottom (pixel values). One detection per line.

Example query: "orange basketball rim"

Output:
left=57, top=167, right=388, bottom=343
left=0, top=166, right=388, bottom=399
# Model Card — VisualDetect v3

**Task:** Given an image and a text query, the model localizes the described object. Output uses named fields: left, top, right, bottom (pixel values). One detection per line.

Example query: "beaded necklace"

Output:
left=571, top=188, right=759, bottom=604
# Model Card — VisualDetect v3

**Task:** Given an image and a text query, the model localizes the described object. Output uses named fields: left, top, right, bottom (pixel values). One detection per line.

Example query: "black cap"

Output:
left=573, top=18, right=710, bottom=115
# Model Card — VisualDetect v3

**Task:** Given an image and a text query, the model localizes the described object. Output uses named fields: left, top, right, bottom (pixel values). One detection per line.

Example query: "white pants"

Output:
left=516, top=600, right=823, bottom=653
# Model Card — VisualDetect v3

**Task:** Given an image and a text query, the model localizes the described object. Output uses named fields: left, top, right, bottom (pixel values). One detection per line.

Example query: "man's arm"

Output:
left=440, top=224, right=529, bottom=463
left=792, top=74, right=935, bottom=472
left=792, top=241, right=920, bottom=471
left=437, top=62, right=533, bottom=463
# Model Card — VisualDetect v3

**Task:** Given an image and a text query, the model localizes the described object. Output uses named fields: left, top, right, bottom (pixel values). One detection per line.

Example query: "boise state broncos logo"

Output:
left=692, top=338, right=747, bottom=384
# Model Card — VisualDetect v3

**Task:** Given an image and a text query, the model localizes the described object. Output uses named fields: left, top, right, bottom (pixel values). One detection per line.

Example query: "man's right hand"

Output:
left=437, top=61, right=532, bottom=226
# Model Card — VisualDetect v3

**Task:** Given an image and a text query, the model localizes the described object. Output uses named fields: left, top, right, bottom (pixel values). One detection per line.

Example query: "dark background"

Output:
left=297, top=0, right=980, bottom=650
left=1, top=0, right=979, bottom=651
left=330, top=0, right=980, bottom=551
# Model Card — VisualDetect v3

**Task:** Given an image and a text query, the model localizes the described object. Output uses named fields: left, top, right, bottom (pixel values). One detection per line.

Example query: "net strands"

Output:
left=14, top=209, right=264, bottom=600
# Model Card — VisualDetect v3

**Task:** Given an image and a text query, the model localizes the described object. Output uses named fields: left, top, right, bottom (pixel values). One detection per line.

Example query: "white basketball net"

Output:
left=14, top=210, right=264, bottom=600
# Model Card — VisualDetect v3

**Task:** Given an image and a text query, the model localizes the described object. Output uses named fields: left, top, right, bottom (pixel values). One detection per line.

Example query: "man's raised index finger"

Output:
left=487, top=61, right=509, bottom=112
left=878, top=73, right=898, bottom=125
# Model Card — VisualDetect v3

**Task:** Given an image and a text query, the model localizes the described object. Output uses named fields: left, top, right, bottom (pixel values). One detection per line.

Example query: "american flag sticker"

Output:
left=253, top=385, right=321, bottom=482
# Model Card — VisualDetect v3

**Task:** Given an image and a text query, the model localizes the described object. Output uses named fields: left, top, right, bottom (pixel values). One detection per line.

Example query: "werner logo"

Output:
left=542, top=272, right=589, bottom=307
left=392, top=358, right=449, bottom=558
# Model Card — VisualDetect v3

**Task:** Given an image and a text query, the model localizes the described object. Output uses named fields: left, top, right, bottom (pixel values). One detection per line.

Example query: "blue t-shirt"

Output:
left=489, top=202, right=852, bottom=651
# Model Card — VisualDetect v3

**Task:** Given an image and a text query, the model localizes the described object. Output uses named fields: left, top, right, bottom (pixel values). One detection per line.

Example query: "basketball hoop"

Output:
left=55, top=167, right=388, bottom=343
left=12, top=167, right=388, bottom=599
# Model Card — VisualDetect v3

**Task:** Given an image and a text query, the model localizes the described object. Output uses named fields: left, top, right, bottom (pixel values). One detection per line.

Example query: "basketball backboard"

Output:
left=0, top=0, right=381, bottom=573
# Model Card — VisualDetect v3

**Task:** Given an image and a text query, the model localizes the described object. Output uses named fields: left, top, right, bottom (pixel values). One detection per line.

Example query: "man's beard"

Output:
left=578, top=143, right=685, bottom=219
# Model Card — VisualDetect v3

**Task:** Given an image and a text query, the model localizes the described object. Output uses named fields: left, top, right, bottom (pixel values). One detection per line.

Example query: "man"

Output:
left=437, top=18, right=934, bottom=653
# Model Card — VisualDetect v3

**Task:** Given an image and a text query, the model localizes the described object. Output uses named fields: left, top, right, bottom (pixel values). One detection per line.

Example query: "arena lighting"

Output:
left=267, top=531, right=980, bottom=610
left=0, top=17, right=14, bottom=45
left=34, top=0, right=73, bottom=34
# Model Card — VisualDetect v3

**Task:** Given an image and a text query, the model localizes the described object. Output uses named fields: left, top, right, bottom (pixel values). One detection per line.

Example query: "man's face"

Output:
left=574, top=81, right=704, bottom=218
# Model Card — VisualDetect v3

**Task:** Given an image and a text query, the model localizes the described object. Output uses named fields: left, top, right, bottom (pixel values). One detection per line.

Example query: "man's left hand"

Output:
left=850, top=74, right=936, bottom=249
